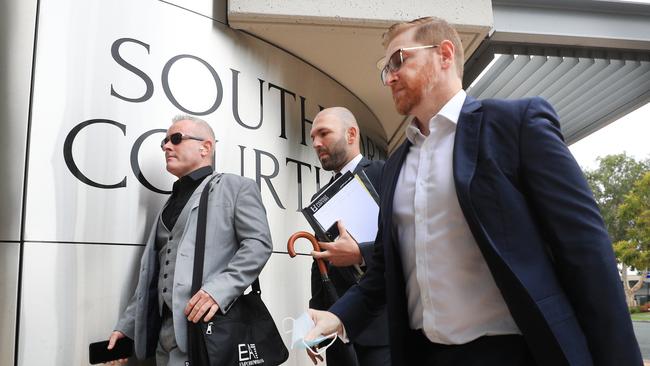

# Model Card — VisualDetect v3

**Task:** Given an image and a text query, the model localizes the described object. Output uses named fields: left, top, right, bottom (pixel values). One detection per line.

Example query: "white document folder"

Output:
left=302, top=170, right=379, bottom=243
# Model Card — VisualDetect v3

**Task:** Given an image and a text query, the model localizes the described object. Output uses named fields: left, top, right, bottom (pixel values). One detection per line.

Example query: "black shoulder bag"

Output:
left=187, top=175, right=289, bottom=366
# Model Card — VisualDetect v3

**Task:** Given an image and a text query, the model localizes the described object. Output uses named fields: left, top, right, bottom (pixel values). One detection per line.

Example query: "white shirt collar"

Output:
left=406, top=89, right=467, bottom=143
left=336, top=153, right=363, bottom=176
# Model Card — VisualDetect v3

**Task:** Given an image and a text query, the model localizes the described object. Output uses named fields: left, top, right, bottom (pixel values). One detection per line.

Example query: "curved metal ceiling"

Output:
left=466, top=44, right=650, bottom=144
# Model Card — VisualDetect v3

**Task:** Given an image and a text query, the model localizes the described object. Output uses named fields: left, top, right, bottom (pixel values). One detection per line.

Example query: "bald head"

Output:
left=316, top=107, right=359, bottom=131
left=310, top=107, right=361, bottom=172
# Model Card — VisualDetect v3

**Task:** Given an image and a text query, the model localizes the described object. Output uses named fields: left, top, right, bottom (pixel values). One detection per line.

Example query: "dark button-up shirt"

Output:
left=161, top=165, right=213, bottom=230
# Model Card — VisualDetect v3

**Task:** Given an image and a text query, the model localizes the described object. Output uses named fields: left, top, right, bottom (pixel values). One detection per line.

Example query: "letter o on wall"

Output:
left=161, top=54, right=223, bottom=116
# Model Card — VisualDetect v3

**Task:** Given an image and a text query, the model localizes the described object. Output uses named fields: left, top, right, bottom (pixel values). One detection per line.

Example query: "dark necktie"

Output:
left=329, top=172, right=342, bottom=184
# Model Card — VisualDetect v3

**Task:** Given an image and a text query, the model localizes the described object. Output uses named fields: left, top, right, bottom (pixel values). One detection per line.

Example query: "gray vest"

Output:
left=156, top=215, right=180, bottom=314
left=155, top=181, right=207, bottom=315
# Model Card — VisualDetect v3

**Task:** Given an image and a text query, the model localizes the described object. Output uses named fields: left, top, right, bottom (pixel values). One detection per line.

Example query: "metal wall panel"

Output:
left=20, top=0, right=385, bottom=365
left=17, top=242, right=153, bottom=366
left=17, top=243, right=315, bottom=365
left=0, top=243, right=20, bottom=366
left=1, top=0, right=37, bottom=363
left=258, top=252, right=315, bottom=365
left=24, top=0, right=386, bottom=245
left=0, top=0, right=36, bottom=240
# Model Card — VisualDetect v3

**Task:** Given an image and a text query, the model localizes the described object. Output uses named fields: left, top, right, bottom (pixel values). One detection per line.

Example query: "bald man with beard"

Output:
left=307, top=107, right=390, bottom=366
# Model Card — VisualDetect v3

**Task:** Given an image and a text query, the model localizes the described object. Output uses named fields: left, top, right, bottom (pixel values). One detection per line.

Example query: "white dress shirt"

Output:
left=392, top=90, right=520, bottom=344
left=336, top=153, right=363, bottom=177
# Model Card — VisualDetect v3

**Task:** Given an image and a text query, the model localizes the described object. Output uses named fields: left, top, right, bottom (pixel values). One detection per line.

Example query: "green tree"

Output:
left=584, top=153, right=650, bottom=306
left=615, top=172, right=650, bottom=306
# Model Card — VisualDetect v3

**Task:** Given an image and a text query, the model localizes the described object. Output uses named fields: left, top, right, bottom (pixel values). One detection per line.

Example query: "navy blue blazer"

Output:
left=310, top=157, right=389, bottom=346
left=330, top=96, right=642, bottom=365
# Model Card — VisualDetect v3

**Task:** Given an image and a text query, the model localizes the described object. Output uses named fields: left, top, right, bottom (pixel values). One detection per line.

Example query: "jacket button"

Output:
left=163, top=274, right=168, bottom=279
left=169, top=236, right=173, bottom=241
left=165, top=260, right=170, bottom=265
left=163, top=288, right=167, bottom=293
left=167, top=249, right=171, bottom=254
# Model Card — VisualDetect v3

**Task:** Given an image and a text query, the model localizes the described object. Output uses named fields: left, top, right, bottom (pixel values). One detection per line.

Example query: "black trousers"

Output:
left=324, top=339, right=391, bottom=366
left=355, top=343, right=391, bottom=366
left=412, top=331, right=536, bottom=366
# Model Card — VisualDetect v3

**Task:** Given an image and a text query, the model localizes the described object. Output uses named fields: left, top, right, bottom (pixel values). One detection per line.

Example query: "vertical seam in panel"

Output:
left=15, top=0, right=41, bottom=365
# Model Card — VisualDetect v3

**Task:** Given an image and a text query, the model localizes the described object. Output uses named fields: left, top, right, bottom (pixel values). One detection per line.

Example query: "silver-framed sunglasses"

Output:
left=380, top=45, right=439, bottom=85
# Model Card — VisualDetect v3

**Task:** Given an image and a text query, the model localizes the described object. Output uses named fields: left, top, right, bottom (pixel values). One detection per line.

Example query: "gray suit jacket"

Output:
left=115, top=172, right=273, bottom=359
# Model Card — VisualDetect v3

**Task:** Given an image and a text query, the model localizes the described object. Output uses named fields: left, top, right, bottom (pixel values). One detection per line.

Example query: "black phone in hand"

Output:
left=88, top=337, right=133, bottom=364
left=325, top=222, right=340, bottom=241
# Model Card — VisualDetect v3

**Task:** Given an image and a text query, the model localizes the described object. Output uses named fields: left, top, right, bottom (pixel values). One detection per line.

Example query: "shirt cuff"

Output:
left=338, top=323, right=350, bottom=343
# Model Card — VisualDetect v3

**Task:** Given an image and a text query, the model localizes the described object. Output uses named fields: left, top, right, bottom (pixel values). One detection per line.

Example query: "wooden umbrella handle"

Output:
left=287, top=231, right=328, bottom=276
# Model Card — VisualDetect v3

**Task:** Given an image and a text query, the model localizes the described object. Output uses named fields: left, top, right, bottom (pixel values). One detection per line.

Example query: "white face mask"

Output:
left=283, top=312, right=337, bottom=356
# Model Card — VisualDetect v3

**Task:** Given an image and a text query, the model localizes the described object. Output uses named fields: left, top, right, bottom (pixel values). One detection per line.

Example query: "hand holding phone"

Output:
left=88, top=332, right=133, bottom=365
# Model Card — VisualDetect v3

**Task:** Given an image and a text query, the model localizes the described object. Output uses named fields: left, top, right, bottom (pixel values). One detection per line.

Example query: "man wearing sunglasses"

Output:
left=306, top=16, right=641, bottom=366
left=105, top=115, right=273, bottom=365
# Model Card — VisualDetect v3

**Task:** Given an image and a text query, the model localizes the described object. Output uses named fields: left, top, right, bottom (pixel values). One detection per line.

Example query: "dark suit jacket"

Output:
left=309, top=156, right=389, bottom=346
left=330, top=97, right=642, bottom=365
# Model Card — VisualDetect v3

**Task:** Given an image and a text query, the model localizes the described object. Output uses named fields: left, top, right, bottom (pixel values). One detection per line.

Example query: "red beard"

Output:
left=391, top=60, right=435, bottom=115
left=392, top=86, right=421, bottom=115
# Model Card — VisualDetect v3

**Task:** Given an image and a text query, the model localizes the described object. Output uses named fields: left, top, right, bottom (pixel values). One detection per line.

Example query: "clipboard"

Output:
left=302, top=170, right=379, bottom=243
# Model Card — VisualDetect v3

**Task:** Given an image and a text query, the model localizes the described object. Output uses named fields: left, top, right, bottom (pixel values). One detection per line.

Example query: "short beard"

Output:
left=393, top=61, right=434, bottom=115
left=319, top=137, right=348, bottom=171
left=394, top=90, right=421, bottom=115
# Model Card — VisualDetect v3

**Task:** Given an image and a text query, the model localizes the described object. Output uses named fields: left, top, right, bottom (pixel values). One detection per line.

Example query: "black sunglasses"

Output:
left=380, top=45, right=438, bottom=85
left=160, top=132, right=205, bottom=150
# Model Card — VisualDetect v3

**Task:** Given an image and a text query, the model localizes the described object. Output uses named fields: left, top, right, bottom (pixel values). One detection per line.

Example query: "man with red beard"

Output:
left=307, top=107, right=389, bottom=366
left=305, top=17, right=642, bottom=366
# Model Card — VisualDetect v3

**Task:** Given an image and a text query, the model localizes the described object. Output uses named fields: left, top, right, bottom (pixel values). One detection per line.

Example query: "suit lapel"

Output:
left=382, top=140, right=411, bottom=230
left=381, top=139, right=411, bottom=346
left=382, top=140, right=411, bottom=213
left=453, top=97, right=483, bottom=207
left=354, top=157, right=371, bottom=173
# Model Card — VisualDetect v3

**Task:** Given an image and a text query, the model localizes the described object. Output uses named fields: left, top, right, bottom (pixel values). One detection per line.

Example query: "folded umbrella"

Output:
left=287, top=231, right=360, bottom=366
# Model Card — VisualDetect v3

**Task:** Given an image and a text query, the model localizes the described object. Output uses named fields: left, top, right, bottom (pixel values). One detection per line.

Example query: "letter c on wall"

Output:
left=63, top=119, right=127, bottom=189
left=130, top=129, right=170, bottom=194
